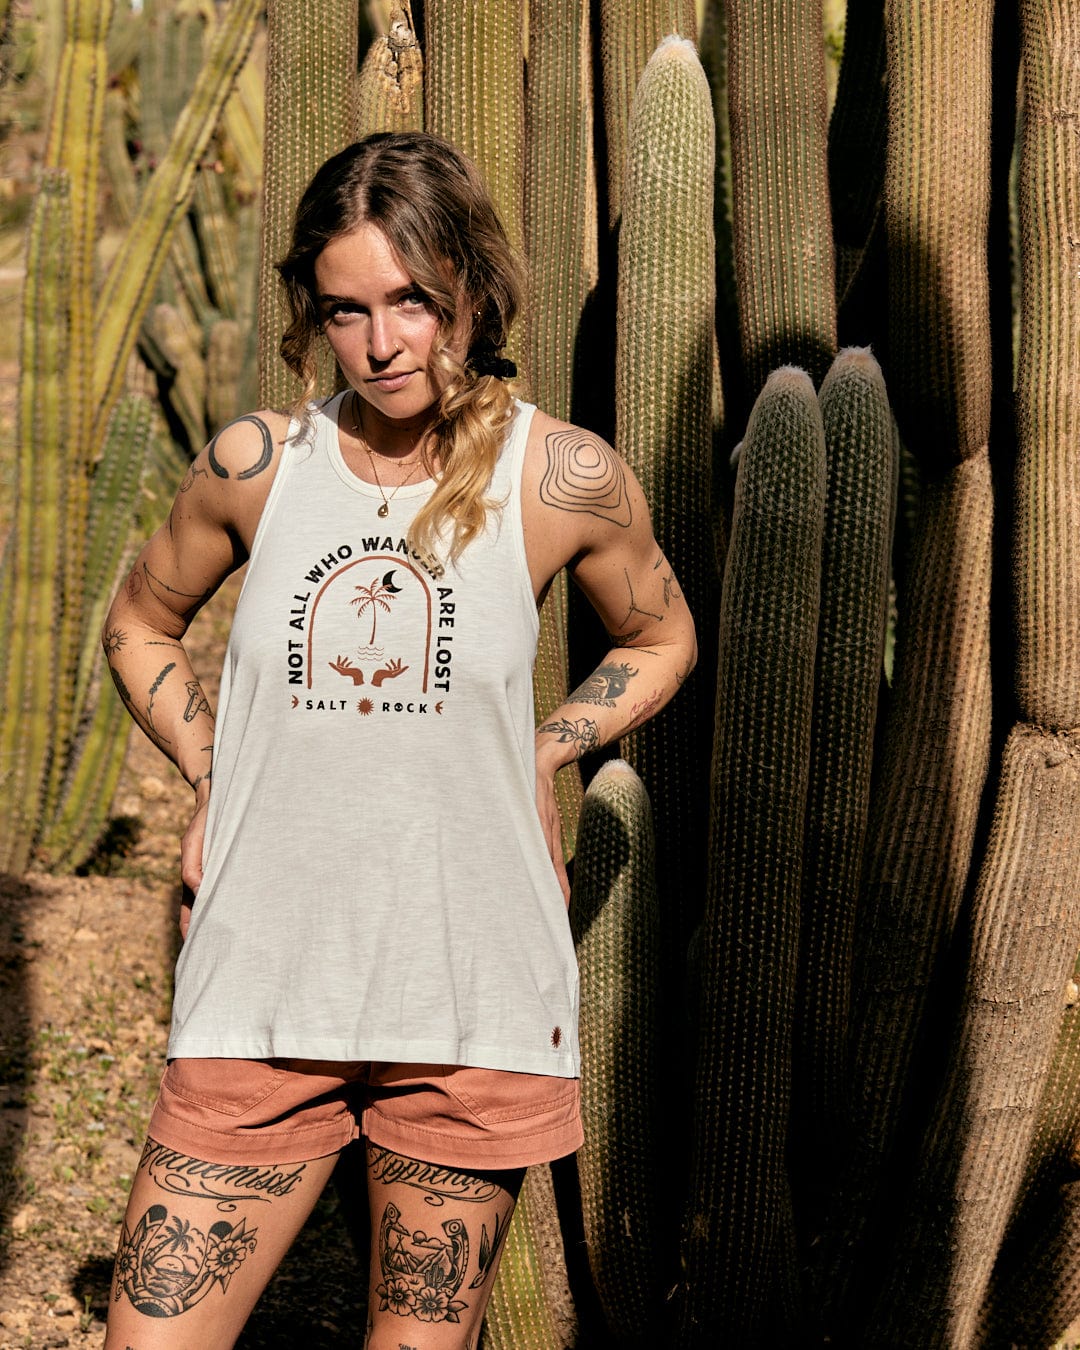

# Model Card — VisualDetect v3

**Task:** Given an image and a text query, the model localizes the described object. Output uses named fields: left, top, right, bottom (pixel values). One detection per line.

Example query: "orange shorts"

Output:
left=148, top=1059, right=582, bottom=1172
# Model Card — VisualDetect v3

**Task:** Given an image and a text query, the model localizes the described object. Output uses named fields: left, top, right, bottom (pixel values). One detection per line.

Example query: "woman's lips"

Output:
left=368, top=370, right=415, bottom=391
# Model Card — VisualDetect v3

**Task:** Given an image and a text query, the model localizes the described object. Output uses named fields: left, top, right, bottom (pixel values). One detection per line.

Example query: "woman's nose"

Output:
left=368, top=311, right=400, bottom=363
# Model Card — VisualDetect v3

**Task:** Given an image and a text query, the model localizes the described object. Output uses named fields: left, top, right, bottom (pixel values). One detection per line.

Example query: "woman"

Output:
left=102, top=131, right=696, bottom=1349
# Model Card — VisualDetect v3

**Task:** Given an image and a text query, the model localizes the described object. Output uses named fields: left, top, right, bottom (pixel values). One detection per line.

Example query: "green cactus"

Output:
left=257, top=0, right=358, bottom=409
left=570, top=759, right=664, bottom=1343
left=792, top=348, right=895, bottom=1254
left=680, top=367, right=826, bottom=1345
left=725, top=0, right=836, bottom=391
left=481, top=1167, right=566, bottom=1350
left=614, top=35, right=717, bottom=958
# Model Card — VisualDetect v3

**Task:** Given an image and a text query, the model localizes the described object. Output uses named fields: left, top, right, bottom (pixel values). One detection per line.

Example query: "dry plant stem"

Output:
left=824, top=450, right=993, bottom=1336
left=724, top=0, right=836, bottom=389
left=615, top=36, right=717, bottom=957
left=257, top=0, right=358, bottom=408
left=866, top=730, right=1080, bottom=1347
left=883, top=0, right=994, bottom=465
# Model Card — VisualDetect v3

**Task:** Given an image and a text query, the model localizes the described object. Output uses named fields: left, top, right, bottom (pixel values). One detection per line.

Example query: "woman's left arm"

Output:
left=524, top=416, right=698, bottom=898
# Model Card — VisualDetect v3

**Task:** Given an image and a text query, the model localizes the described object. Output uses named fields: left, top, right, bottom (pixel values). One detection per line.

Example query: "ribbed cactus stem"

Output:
left=258, top=0, right=359, bottom=407
left=865, top=729, right=1080, bottom=1347
left=597, top=0, right=696, bottom=231
left=615, top=35, right=718, bottom=955
left=725, top=0, right=836, bottom=388
left=355, top=1, right=423, bottom=137
left=1013, top=0, right=1080, bottom=727
left=571, top=759, right=663, bottom=1343
left=681, top=367, right=825, bottom=1345
left=424, top=0, right=525, bottom=266
left=0, top=171, right=71, bottom=871
left=823, top=449, right=993, bottom=1336
left=793, top=347, right=895, bottom=1252
left=884, top=0, right=994, bottom=464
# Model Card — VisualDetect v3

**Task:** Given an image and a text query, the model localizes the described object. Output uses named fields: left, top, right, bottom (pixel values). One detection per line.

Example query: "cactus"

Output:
left=725, top=0, right=836, bottom=391
left=355, top=1, right=423, bottom=138
left=257, top=0, right=358, bottom=409
left=481, top=1167, right=566, bottom=1350
left=792, top=348, right=895, bottom=1257
left=615, top=36, right=718, bottom=956
left=570, top=759, right=663, bottom=1342
left=680, top=367, right=826, bottom=1345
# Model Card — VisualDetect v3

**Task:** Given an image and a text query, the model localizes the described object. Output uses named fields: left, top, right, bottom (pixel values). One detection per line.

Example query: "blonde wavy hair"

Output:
left=276, top=132, right=524, bottom=562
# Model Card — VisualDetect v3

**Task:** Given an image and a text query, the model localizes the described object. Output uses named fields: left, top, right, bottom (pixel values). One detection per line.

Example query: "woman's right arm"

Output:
left=101, top=412, right=288, bottom=907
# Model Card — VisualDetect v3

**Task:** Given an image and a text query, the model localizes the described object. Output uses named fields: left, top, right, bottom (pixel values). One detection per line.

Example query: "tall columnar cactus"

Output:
left=355, top=1, right=423, bottom=138
left=724, top=0, right=836, bottom=392
left=792, top=347, right=895, bottom=1256
left=614, top=36, right=717, bottom=956
left=257, top=0, right=358, bottom=409
left=680, top=367, right=826, bottom=1345
left=570, top=759, right=663, bottom=1343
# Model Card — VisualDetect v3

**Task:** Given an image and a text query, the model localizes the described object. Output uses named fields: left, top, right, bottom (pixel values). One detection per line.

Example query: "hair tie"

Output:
left=467, top=339, right=517, bottom=381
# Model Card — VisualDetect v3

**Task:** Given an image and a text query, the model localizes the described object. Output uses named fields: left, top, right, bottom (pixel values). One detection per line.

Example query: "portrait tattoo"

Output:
left=537, top=716, right=600, bottom=759
left=114, top=1204, right=257, bottom=1317
left=540, top=430, right=632, bottom=526
left=569, top=662, right=638, bottom=708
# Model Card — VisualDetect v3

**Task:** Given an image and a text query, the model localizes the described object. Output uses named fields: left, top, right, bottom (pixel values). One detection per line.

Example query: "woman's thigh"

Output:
left=362, top=1141, right=524, bottom=1350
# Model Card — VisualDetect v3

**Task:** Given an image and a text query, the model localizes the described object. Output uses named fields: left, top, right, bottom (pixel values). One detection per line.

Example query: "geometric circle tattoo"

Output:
left=540, top=430, right=632, bottom=527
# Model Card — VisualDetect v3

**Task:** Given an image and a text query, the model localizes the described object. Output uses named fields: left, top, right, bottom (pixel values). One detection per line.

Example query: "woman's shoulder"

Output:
left=522, top=409, right=632, bottom=519
left=202, top=408, right=295, bottom=482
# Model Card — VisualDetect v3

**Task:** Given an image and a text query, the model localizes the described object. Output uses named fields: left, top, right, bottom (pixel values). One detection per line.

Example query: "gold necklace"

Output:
left=349, top=392, right=427, bottom=519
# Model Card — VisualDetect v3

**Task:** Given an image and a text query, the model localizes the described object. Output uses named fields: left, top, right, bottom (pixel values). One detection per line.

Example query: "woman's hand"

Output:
left=178, top=794, right=209, bottom=940
left=535, top=757, right=570, bottom=908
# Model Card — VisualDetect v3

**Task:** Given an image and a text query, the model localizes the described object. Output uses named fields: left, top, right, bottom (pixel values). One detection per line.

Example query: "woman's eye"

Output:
left=400, top=290, right=429, bottom=309
left=325, top=303, right=361, bottom=324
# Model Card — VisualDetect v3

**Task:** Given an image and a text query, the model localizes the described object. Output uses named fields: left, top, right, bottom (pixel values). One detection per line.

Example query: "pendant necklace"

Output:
left=350, top=392, right=426, bottom=519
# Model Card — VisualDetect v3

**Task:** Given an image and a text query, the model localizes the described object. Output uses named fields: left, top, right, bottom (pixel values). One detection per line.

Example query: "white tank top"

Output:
left=168, top=394, right=580, bottom=1077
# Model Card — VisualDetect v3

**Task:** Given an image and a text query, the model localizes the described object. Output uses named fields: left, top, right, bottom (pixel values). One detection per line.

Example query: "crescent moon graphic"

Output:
left=382, top=569, right=403, bottom=593
left=291, top=695, right=299, bottom=708
left=435, top=701, right=444, bottom=714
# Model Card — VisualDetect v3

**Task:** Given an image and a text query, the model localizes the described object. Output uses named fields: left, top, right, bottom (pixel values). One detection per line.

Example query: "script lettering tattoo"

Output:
left=139, top=1139, right=305, bottom=1211
left=368, top=1146, right=502, bottom=1206
left=146, top=663, right=176, bottom=745
left=142, top=562, right=213, bottom=623
left=540, top=430, right=632, bottom=526
left=627, top=689, right=664, bottom=731
left=537, top=716, right=600, bottom=759
left=617, top=567, right=663, bottom=630
left=207, top=414, right=274, bottom=481
left=375, top=1202, right=469, bottom=1324
left=183, top=680, right=212, bottom=723
left=114, top=1204, right=257, bottom=1316
left=568, top=661, right=639, bottom=708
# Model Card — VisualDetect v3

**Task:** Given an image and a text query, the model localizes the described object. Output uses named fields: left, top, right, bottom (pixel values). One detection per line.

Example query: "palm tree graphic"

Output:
left=350, top=573, right=397, bottom=644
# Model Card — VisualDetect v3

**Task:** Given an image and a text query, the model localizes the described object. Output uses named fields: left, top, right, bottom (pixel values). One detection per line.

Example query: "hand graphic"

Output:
left=329, top=655, right=365, bottom=685
left=370, top=658, right=409, bottom=687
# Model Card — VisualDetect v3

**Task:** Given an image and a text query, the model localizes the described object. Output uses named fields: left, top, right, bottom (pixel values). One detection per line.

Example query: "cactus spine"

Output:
left=681, top=367, right=826, bottom=1344
left=570, top=759, right=663, bottom=1342
left=615, top=36, right=717, bottom=954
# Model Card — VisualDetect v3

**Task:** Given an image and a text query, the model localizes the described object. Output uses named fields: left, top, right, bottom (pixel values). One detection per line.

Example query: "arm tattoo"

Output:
left=146, top=662, right=176, bottom=744
left=191, top=746, right=214, bottom=793
left=142, top=561, right=213, bottom=623
left=617, top=567, right=663, bottom=629
left=207, top=414, right=274, bottom=480
left=540, top=430, right=632, bottom=526
left=537, top=716, right=600, bottom=759
left=568, top=661, right=638, bottom=707
left=178, top=461, right=208, bottom=493
left=103, top=627, right=125, bottom=656
left=627, top=689, right=664, bottom=730
left=183, top=680, right=212, bottom=722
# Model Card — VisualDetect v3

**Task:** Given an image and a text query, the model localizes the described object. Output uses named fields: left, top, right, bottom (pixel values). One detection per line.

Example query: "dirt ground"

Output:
left=0, top=581, right=373, bottom=1348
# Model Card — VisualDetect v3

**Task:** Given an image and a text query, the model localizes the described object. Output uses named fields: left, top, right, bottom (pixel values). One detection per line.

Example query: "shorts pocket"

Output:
left=162, top=1058, right=288, bottom=1117
left=444, top=1067, right=579, bottom=1125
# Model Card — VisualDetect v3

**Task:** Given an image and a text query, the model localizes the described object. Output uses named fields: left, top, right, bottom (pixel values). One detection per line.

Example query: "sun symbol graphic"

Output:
left=356, top=698, right=374, bottom=716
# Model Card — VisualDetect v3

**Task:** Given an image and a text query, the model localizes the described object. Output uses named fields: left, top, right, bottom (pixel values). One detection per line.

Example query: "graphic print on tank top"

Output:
left=285, top=535, right=454, bottom=717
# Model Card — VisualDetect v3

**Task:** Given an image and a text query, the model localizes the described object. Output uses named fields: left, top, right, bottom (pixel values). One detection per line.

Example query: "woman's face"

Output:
left=313, top=222, right=459, bottom=430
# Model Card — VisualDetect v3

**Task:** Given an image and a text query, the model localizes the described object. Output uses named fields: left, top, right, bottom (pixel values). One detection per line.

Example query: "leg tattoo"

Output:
left=375, top=1202, right=469, bottom=1324
left=114, top=1204, right=257, bottom=1317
